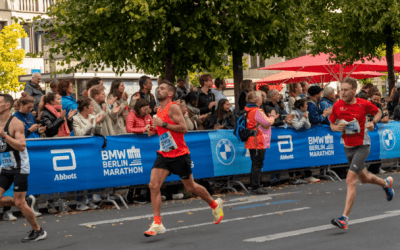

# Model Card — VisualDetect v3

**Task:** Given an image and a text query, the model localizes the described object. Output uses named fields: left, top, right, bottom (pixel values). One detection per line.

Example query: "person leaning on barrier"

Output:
left=245, top=91, right=277, bottom=195
left=307, top=85, right=331, bottom=125
left=130, top=75, right=158, bottom=115
left=40, top=92, right=74, bottom=138
left=89, top=85, right=121, bottom=136
left=370, top=92, right=389, bottom=123
left=126, top=99, right=157, bottom=135
left=13, top=93, right=46, bottom=139
left=185, top=91, right=209, bottom=130
left=176, top=99, right=194, bottom=131
left=73, top=98, right=103, bottom=136
left=107, top=80, right=129, bottom=134
left=208, top=99, right=234, bottom=130
left=289, top=99, right=311, bottom=130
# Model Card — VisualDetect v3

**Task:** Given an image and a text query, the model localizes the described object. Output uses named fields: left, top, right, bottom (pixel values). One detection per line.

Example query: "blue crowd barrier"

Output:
left=4, top=122, right=400, bottom=197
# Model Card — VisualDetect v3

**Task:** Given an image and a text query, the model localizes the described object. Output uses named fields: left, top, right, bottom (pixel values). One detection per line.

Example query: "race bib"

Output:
left=159, top=131, right=178, bottom=152
left=0, top=152, right=14, bottom=169
left=340, top=119, right=360, bottom=135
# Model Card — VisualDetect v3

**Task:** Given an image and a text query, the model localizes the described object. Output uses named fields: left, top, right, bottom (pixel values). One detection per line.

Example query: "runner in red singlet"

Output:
left=144, top=80, right=223, bottom=237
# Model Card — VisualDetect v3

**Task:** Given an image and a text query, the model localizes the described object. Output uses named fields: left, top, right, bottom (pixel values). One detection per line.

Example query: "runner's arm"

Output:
left=371, top=109, right=382, bottom=125
left=5, top=119, right=26, bottom=152
left=167, top=104, right=188, bottom=134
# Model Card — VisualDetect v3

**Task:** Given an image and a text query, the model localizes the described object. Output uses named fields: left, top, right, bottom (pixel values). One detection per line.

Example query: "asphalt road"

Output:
left=1, top=172, right=400, bottom=250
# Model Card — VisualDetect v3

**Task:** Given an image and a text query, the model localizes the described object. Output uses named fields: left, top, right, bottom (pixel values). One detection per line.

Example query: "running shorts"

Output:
left=152, top=153, right=192, bottom=179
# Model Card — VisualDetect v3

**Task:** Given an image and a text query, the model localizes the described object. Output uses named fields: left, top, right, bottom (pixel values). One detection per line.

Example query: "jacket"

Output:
left=320, top=97, right=334, bottom=110
left=40, top=107, right=73, bottom=137
left=266, top=101, right=285, bottom=127
left=176, top=86, right=189, bottom=100
left=126, top=111, right=156, bottom=134
left=24, top=81, right=44, bottom=112
left=13, top=111, right=40, bottom=138
left=73, top=112, right=102, bottom=136
left=107, top=94, right=128, bottom=134
left=289, top=109, right=311, bottom=130
left=393, top=103, right=400, bottom=121
left=90, top=97, right=118, bottom=136
left=61, top=95, right=78, bottom=118
left=307, top=97, right=330, bottom=125
left=197, top=88, right=216, bottom=115
left=207, top=112, right=235, bottom=130
left=244, top=104, right=275, bottom=149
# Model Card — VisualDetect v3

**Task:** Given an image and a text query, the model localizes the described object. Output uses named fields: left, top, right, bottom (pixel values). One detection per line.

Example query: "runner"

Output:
left=329, top=77, right=394, bottom=230
left=144, top=80, right=223, bottom=237
left=0, top=94, right=47, bottom=242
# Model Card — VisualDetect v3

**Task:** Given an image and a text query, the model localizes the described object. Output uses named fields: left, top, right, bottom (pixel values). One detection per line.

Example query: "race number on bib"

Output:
left=340, top=119, right=361, bottom=135
left=0, top=152, right=14, bottom=169
left=159, top=131, right=178, bottom=152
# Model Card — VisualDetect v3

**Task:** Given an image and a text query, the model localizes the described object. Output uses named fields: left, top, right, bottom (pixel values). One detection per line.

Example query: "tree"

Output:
left=188, top=56, right=248, bottom=87
left=307, top=0, right=400, bottom=93
left=29, top=0, right=226, bottom=83
left=0, top=23, right=27, bottom=93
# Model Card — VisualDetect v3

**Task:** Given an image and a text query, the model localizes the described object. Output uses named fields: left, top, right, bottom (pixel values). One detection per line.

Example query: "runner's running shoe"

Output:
left=144, top=222, right=166, bottom=237
left=383, top=177, right=394, bottom=201
left=331, top=216, right=348, bottom=230
left=22, top=227, right=47, bottom=242
left=212, top=198, right=224, bottom=224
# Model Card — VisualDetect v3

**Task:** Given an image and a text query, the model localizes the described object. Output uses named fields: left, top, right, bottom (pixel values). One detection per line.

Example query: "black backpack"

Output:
left=233, top=109, right=257, bottom=142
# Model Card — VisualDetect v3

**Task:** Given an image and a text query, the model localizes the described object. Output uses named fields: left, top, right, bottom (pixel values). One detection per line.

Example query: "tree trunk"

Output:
left=385, top=25, right=395, bottom=95
left=232, top=49, right=243, bottom=109
left=164, top=56, right=176, bottom=84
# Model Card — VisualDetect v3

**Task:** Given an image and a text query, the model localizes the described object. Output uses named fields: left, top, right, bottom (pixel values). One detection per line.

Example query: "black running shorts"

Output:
left=0, top=170, right=28, bottom=193
left=152, top=153, right=192, bottom=179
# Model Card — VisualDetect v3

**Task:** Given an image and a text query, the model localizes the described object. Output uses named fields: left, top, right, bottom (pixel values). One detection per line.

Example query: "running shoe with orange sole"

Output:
left=331, top=216, right=348, bottom=230
left=144, top=222, right=166, bottom=237
left=212, top=198, right=224, bottom=224
left=383, top=177, right=394, bottom=201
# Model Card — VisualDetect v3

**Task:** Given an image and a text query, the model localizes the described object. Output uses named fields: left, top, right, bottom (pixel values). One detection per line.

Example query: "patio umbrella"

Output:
left=259, top=52, right=400, bottom=82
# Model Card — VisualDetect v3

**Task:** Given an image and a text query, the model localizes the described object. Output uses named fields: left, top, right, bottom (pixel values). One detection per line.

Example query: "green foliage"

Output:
left=189, top=56, right=248, bottom=87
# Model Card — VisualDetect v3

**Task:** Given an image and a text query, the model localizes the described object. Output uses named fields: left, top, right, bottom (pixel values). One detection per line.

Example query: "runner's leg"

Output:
left=358, top=168, right=385, bottom=187
left=181, top=175, right=213, bottom=204
left=148, top=168, right=170, bottom=217
left=0, top=188, right=15, bottom=207
left=14, top=191, right=40, bottom=231
left=343, top=170, right=358, bottom=217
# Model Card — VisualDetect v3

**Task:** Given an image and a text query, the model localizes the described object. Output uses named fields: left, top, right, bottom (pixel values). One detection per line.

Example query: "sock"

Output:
left=154, top=216, right=162, bottom=225
left=384, top=179, right=388, bottom=188
left=209, top=200, right=218, bottom=210
left=342, top=214, right=349, bottom=221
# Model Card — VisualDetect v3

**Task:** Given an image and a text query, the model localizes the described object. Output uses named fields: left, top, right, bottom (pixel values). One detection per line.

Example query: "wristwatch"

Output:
left=162, top=122, right=167, bottom=128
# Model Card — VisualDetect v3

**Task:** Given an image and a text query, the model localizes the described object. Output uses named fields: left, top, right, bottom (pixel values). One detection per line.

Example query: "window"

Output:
left=34, top=31, right=44, bottom=53
left=259, top=55, right=265, bottom=68
left=250, top=55, right=257, bottom=68
left=21, top=23, right=31, bottom=53
left=0, top=22, right=6, bottom=32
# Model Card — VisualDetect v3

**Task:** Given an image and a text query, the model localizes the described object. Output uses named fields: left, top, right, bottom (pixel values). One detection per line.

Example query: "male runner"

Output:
left=0, top=94, right=46, bottom=242
left=329, top=77, right=394, bottom=230
left=144, top=80, right=223, bottom=237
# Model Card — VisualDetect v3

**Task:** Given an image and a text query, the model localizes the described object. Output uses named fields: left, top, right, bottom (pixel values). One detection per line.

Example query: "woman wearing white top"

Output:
left=73, top=98, right=103, bottom=136
left=288, top=82, right=303, bottom=111
left=289, top=98, right=311, bottom=130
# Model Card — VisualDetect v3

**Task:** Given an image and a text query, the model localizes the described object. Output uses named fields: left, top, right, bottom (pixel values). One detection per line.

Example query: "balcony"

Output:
left=5, top=0, right=54, bottom=13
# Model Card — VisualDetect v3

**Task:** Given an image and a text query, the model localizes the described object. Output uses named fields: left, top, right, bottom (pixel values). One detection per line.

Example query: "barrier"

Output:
left=3, top=122, right=400, bottom=197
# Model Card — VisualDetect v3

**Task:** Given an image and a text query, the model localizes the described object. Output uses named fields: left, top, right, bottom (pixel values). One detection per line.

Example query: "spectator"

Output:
left=48, top=80, right=59, bottom=94
left=197, top=74, right=216, bottom=114
left=357, top=83, right=374, bottom=98
left=238, top=80, right=254, bottom=111
left=266, top=89, right=294, bottom=127
left=73, top=98, right=103, bottom=136
left=176, top=77, right=189, bottom=100
left=129, top=75, right=157, bottom=115
left=90, top=85, right=121, bottom=136
left=82, top=77, right=103, bottom=98
left=259, top=85, right=270, bottom=116
left=245, top=91, right=276, bottom=194
left=320, top=86, right=336, bottom=110
left=211, top=78, right=227, bottom=110
left=298, top=81, right=309, bottom=99
left=107, top=80, right=129, bottom=134
left=58, top=79, right=78, bottom=128
left=40, top=92, right=75, bottom=138
left=185, top=92, right=209, bottom=130
left=307, top=85, right=331, bottom=125
left=177, top=99, right=194, bottom=131
left=208, top=99, right=235, bottom=129
left=370, top=92, right=389, bottom=123
left=13, top=93, right=46, bottom=139
left=288, top=82, right=303, bottom=110
left=289, top=99, right=311, bottom=130
left=126, top=99, right=156, bottom=135
left=387, top=85, right=400, bottom=116
left=24, top=73, right=45, bottom=114
left=358, top=92, right=369, bottom=100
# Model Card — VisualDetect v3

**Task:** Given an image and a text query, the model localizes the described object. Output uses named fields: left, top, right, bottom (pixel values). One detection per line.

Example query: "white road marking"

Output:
left=166, top=207, right=310, bottom=232
left=79, top=192, right=302, bottom=226
left=244, top=210, right=400, bottom=243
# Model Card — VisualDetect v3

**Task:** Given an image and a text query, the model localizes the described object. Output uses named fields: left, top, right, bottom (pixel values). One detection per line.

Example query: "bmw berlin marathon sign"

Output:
left=216, top=139, right=236, bottom=165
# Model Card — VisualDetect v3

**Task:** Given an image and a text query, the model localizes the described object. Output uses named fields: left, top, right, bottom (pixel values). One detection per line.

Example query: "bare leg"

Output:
left=14, top=192, right=40, bottom=231
left=358, top=169, right=386, bottom=187
left=181, top=175, right=213, bottom=204
left=148, top=168, right=170, bottom=217
left=343, top=170, right=358, bottom=217
left=0, top=188, right=15, bottom=207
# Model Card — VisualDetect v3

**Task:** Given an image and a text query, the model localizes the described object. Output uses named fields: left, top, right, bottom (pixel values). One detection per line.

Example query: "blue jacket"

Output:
left=13, top=111, right=40, bottom=139
left=307, top=98, right=330, bottom=125
left=61, top=95, right=77, bottom=136
left=320, top=97, right=333, bottom=110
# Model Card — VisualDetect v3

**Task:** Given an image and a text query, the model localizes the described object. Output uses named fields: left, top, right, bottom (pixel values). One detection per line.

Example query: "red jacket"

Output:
left=126, top=111, right=156, bottom=134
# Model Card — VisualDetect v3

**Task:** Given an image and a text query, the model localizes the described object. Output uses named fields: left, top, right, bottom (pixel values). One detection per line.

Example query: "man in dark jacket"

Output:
left=24, top=73, right=44, bottom=113
left=197, top=74, right=216, bottom=115
left=175, top=77, right=188, bottom=100
left=130, top=75, right=158, bottom=116
left=266, top=89, right=294, bottom=127
left=307, top=85, right=331, bottom=125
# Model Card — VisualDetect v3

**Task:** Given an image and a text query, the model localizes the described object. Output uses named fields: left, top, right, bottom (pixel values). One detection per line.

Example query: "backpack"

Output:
left=233, top=109, right=256, bottom=142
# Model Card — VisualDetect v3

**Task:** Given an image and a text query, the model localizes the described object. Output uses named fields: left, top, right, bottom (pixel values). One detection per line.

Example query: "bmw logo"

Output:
left=216, top=139, right=236, bottom=165
left=382, top=129, right=395, bottom=151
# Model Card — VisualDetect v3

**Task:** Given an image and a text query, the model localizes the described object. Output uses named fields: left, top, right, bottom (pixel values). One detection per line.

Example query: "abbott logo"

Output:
left=278, top=135, right=293, bottom=153
left=51, top=149, right=77, bottom=171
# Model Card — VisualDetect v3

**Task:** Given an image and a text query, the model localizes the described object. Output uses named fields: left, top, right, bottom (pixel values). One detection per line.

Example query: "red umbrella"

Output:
left=259, top=52, right=400, bottom=82
left=255, top=71, right=385, bottom=85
